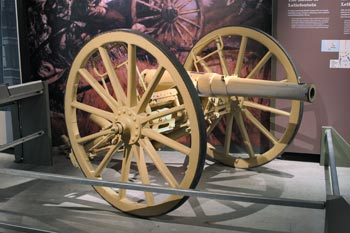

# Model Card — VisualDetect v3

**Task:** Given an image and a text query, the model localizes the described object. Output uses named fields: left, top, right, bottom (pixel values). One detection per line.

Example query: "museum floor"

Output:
left=0, top=150, right=349, bottom=233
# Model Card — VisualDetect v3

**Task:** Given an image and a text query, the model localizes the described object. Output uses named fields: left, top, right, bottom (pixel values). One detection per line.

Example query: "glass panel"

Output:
left=0, top=0, right=20, bottom=85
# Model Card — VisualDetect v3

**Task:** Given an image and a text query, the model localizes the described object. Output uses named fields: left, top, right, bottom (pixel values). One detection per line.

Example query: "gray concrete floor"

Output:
left=0, top=150, right=349, bottom=233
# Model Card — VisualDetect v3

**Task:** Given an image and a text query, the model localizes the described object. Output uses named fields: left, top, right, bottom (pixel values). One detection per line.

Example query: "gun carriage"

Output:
left=64, top=26, right=315, bottom=217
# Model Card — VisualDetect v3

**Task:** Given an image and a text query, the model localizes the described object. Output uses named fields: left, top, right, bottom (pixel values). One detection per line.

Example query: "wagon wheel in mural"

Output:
left=184, top=26, right=304, bottom=168
left=131, top=0, right=203, bottom=49
left=65, top=30, right=206, bottom=217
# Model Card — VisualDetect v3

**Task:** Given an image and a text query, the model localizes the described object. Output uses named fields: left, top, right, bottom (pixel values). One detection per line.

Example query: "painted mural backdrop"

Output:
left=23, top=0, right=272, bottom=147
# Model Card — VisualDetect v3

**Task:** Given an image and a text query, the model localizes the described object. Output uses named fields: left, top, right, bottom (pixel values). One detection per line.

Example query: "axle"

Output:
left=142, top=70, right=316, bottom=103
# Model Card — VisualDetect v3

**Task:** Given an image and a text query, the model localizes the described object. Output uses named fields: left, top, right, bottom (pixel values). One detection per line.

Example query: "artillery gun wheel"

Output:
left=65, top=30, right=206, bottom=217
left=131, top=0, right=203, bottom=49
left=184, top=26, right=303, bottom=168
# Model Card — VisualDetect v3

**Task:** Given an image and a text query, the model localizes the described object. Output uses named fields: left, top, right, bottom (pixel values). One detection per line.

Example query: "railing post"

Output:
left=325, top=195, right=350, bottom=233
left=321, top=127, right=350, bottom=233
left=0, top=81, right=52, bottom=165
left=325, top=129, right=340, bottom=196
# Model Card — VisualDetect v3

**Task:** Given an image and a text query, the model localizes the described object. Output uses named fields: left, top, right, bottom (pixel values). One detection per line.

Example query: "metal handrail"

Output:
left=324, top=128, right=341, bottom=196
left=0, top=131, right=44, bottom=152
left=0, top=167, right=325, bottom=209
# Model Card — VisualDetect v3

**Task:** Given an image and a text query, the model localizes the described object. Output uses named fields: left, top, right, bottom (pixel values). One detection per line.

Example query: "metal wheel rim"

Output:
left=184, top=26, right=303, bottom=168
left=65, top=30, right=206, bottom=216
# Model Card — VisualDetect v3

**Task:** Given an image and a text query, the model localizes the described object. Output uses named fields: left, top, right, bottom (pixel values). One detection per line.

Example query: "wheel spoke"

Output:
left=233, top=108, right=255, bottom=158
left=132, top=145, right=155, bottom=205
left=243, top=101, right=291, bottom=117
left=98, top=47, right=126, bottom=105
left=89, top=114, right=112, bottom=129
left=177, top=0, right=192, bottom=10
left=119, top=145, right=133, bottom=199
left=243, top=109, right=279, bottom=145
left=76, top=128, right=114, bottom=145
left=137, top=66, right=165, bottom=114
left=164, top=24, right=171, bottom=42
left=206, top=115, right=223, bottom=135
left=148, top=20, right=162, bottom=33
left=179, top=9, right=200, bottom=16
left=224, top=107, right=235, bottom=155
left=156, top=20, right=167, bottom=35
left=234, top=36, right=247, bottom=77
left=141, top=128, right=191, bottom=155
left=136, top=15, right=161, bottom=23
left=78, top=68, right=119, bottom=111
left=169, top=23, right=174, bottom=39
left=216, top=38, right=229, bottom=76
left=195, top=56, right=213, bottom=73
left=136, top=0, right=161, bottom=11
left=246, top=51, right=272, bottom=79
left=86, top=134, right=114, bottom=154
left=127, top=43, right=138, bottom=107
left=174, top=23, right=184, bottom=38
left=71, top=101, right=115, bottom=121
left=175, top=20, right=194, bottom=39
left=94, top=142, right=122, bottom=177
left=141, top=138, right=179, bottom=188
left=178, top=16, right=200, bottom=28
left=140, top=104, right=185, bottom=124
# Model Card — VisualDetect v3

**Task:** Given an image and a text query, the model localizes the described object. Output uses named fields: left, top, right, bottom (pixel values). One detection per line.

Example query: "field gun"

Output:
left=64, top=26, right=316, bottom=217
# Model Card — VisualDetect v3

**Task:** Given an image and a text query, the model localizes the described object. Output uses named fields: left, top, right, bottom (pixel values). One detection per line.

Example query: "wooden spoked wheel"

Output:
left=131, top=0, right=203, bottom=49
left=184, top=26, right=303, bottom=168
left=65, top=30, right=206, bottom=217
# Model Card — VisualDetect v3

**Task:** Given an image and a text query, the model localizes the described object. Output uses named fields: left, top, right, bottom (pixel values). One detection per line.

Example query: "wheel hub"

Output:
left=114, top=107, right=141, bottom=145
left=161, top=7, right=178, bottom=23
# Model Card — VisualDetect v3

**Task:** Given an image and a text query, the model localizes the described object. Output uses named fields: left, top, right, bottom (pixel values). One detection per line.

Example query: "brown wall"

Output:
left=276, top=0, right=350, bottom=154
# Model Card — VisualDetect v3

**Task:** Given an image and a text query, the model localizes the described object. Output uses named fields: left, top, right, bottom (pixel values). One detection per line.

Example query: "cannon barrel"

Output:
left=142, top=70, right=316, bottom=103
left=191, top=72, right=316, bottom=103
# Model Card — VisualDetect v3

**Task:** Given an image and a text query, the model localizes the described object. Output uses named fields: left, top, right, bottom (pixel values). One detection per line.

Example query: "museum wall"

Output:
left=276, top=0, right=350, bottom=154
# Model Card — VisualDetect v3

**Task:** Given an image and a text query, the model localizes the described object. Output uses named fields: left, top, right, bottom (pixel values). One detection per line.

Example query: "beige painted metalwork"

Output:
left=65, top=30, right=206, bottom=217
left=184, top=26, right=310, bottom=168
left=65, top=26, right=315, bottom=217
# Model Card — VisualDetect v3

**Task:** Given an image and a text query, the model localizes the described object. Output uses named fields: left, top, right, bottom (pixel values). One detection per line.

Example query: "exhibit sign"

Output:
left=276, top=0, right=350, bottom=154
